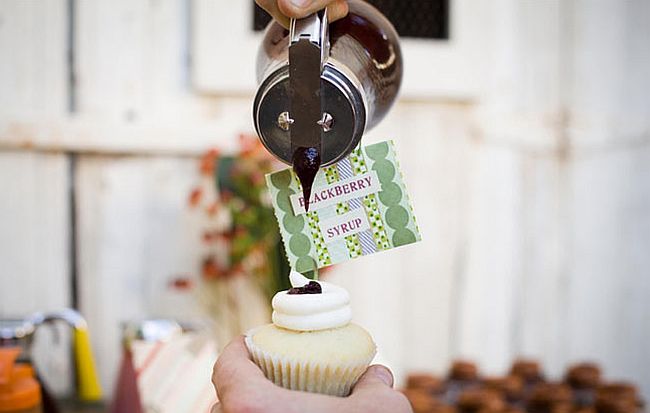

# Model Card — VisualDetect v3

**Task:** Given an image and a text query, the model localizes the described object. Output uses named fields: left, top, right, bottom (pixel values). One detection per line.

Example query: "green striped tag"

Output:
left=266, top=140, right=421, bottom=272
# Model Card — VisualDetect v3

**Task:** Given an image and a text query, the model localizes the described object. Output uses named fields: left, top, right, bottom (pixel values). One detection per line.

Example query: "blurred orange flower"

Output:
left=188, top=188, right=203, bottom=207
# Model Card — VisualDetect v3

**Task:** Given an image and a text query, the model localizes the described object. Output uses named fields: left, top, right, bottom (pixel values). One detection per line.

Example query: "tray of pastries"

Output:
left=403, top=359, right=644, bottom=413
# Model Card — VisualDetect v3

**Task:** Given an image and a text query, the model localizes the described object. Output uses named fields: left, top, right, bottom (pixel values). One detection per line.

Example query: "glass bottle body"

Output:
left=254, top=0, right=403, bottom=166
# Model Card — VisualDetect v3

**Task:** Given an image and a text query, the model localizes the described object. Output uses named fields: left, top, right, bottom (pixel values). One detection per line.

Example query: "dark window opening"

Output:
left=253, top=0, right=450, bottom=40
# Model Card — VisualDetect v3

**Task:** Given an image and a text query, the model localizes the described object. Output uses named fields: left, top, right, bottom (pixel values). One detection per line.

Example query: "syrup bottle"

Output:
left=253, top=0, right=402, bottom=210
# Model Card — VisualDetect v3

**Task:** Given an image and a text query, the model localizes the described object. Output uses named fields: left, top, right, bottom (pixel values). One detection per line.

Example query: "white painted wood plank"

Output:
left=76, top=155, right=210, bottom=394
left=0, top=150, right=72, bottom=395
left=391, top=103, right=472, bottom=378
left=514, top=153, right=570, bottom=377
left=566, top=143, right=650, bottom=399
left=453, top=143, right=523, bottom=375
left=0, top=0, right=67, bottom=119
left=0, top=151, right=71, bottom=316
left=65, top=0, right=255, bottom=154
left=191, top=0, right=260, bottom=95
left=75, top=0, right=210, bottom=122
left=568, top=0, right=650, bottom=148
left=0, top=100, right=252, bottom=155
left=476, top=0, right=563, bottom=151
left=0, top=0, right=73, bottom=398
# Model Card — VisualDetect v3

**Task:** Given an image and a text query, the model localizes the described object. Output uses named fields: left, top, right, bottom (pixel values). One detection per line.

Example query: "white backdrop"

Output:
left=1, top=0, right=649, bottom=401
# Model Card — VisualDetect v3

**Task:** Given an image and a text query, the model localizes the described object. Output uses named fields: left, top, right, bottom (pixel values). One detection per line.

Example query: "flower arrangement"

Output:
left=187, top=134, right=291, bottom=347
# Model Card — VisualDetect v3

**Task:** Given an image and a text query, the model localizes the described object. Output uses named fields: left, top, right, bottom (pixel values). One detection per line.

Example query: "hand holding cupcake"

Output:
left=245, top=271, right=377, bottom=396
left=211, top=336, right=412, bottom=413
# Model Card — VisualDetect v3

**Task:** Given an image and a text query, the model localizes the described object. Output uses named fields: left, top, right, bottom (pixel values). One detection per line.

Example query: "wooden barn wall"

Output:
left=0, top=0, right=648, bottom=400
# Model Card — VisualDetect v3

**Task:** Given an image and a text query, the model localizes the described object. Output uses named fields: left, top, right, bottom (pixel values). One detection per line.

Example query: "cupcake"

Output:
left=245, top=271, right=376, bottom=396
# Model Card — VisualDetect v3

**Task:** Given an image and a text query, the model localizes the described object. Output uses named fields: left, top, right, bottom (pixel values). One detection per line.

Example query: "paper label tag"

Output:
left=266, top=140, right=422, bottom=272
left=289, top=171, right=381, bottom=214
left=318, top=208, right=371, bottom=242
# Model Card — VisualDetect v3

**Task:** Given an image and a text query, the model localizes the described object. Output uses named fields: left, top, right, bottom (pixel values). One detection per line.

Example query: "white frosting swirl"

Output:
left=271, top=271, right=352, bottom=331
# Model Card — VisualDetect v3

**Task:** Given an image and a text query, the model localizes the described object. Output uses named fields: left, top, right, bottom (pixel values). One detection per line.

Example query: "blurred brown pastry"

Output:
left=449, top=360, right=479, bottom=382
left=594, top=394, right=638, bottom=413
left=433, top=405, right=458, bottom=413
left=483, top=375, right=524, bottom=402
left=457, top=388, right=504, bottom=413
left=527, top=382, right=573, bottom=413
left=510, top=359, right=544, bottom=384
left=404, top=360, right=643, bottom=413
left=566, top=363, right=601, bottom=389
left=565, top=363, right=602, bottom=407
left=596, top=383, right=638, bottom=401
left=498, top=407, right=526, bottom=413
left=594, top=383, right=641, bottom=413
left=407, top=373, right=445, bottom=394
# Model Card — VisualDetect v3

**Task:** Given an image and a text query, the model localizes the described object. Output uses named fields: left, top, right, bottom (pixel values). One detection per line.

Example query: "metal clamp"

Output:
left=287, top=11, right=330, bottom=152
left=290, top=10, right=330, bottom=69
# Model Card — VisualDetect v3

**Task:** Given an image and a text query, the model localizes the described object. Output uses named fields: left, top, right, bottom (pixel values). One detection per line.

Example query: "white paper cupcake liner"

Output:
left=245, top=330, right=374, bottom=397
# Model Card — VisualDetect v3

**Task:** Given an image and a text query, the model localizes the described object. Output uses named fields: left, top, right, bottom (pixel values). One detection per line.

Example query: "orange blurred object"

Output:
left=199, top=148, right=220, bottom=176
left=188, top=187, right=203, bottom=207
left=0, top=347, right=42, bottom=413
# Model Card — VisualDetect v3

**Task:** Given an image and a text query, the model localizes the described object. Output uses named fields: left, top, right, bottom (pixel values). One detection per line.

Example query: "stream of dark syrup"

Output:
left=292, top=146, right=321, bottom=212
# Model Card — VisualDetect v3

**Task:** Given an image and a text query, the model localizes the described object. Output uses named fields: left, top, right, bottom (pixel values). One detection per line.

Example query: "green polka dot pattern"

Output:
left=333, top=195, right=362, bottom=258
left=331, top=153, right=363, bottom=258
left=267, top=169, right=318, bottom=272
left=346, top=235, right=362, bottom=258
left=366, top=142, right=418, bottom=247
left=324, top=165, right=340, bottom=184
left=350, top=146, right=390, bottom=251
left=363, top=195, right=390, bottom=250
left=306, top=211, right=331, bottom=267
left=349, top=149, right=367, bottom=175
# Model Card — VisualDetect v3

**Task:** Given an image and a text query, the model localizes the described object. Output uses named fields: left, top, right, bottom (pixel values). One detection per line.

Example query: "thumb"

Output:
left=350, top=366, right=413, bottom=413
left=351, top=365, right=394, bottom=395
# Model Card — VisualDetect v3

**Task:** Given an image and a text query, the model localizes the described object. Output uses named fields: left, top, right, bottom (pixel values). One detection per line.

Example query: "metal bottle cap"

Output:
left=253, top=12, right=366, bottom=166
left=254, top=65, right=365, bottom=166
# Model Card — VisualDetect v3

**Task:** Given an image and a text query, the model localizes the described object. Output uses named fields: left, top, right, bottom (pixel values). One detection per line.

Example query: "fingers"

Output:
left=352, top=365, right=395, bottom=394
left=277, top=0, right=336, bottom=19
left=212, top=338, right=409, bottom=413
left=257, top=0, right=290, bottom=28
left=350, top=365, right=414, bottom=413
left=212, top=336, right=271, bottom=402
left=212, top=336, right=344, bottom=413
left=326, top=0, right=349, bottom=22
left=258, top=0, right=349, bottom=28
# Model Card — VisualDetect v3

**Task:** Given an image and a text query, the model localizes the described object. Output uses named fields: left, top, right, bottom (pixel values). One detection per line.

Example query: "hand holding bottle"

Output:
left=256, top=0, right=349, bottom=28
